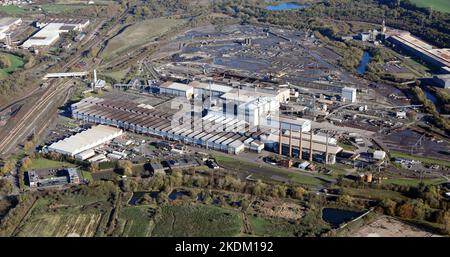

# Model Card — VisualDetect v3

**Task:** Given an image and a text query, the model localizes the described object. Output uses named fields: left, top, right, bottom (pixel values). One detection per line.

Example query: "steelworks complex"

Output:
left=387, top=31, right=450, bottom=75
left=65, top=80, right=344, bottom=164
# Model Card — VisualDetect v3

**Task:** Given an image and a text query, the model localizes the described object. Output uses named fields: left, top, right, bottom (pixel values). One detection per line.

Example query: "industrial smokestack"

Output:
left=299, top=129, right=303, bottom=160
left=278, top=122, right=282, bottom=158
left=325, top=132, right=329, bottom=165
left=289, top=125, right=292, bottom=159
left=309, top=130, right=313, bottom=162
left=93, top=69, right=97, bottom=87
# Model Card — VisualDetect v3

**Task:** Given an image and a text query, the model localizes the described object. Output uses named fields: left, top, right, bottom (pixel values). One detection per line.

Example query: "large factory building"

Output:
left=387, top=32, right=450, bottom=73
left=71, top=95, right=341, bottom=161
left=47, top=125, right=123, bottom=157
left=22, top=19, right=90, bottom=48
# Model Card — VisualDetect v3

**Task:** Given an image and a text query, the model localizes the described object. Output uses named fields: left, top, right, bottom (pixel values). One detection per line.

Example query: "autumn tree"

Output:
left=89, top=162, right=99, bottom=173
left=338, top=194, right=353, bottom=206
left=292, top=186, right=307, bottom=199
left=21, top=157, right=32, bottom=171
left=272, top=184, right=287, bottom=198
left=117, top=160, right=133, bottom=176
left=381, top=198, right=397, bottom=216
left=442, top=212, right=450, bottom=235
left=23, top=141, right=34, bottom=152
left=0, top=159, right=17, bottom=175
left=169, top=170, right=183, bottom=187
left=252, top=180, right=267, bottom=196
left=397, top=202, right=414, bottom=219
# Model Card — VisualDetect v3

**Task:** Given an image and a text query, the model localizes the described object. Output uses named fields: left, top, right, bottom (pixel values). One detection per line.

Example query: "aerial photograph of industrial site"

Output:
left=0, top=0, right=449, bottom=245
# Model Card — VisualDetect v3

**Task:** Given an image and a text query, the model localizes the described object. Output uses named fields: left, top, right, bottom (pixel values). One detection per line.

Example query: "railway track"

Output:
left=0, top=9, right=131, bottom=157
left=0, top=79, right=74, bottom=155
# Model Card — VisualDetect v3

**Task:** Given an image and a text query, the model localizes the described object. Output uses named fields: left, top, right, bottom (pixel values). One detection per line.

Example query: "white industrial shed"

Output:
left=373, top=150, right=386, bottom=160
left=228, top=140, right=245, bottom=154
left=159, top=81, right=194, bottom=99
left=189, top=81, right=234, bottom=98
left=48, top=125, right=123, bottom=156
left=22, top=20, right=90, bottom=48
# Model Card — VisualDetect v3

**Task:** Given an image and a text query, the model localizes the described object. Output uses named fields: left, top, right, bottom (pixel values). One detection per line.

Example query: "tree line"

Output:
left=213, top=0, right=450, bottom=48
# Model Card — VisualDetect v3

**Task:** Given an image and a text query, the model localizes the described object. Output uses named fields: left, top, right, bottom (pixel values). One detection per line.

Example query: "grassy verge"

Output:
left=0, top=53, right=24, bottom=79
left=339, top=187, right=408, bottom=201
left=383, top=177, right=446, bottom=187
left=337, top=142, right=357, bottom=151
left=214, top=155, right=325, bottom=186
left=0, top=5, right=27, bottom=15
left=28, top=158, right=75, bottom=170
left=287, top=173, right=325, bottom=186
left=39, top=4, right=87, bottom=13
left=81, top=171, right=93, bottom=182
left=325, top=164, right=351, bottom=178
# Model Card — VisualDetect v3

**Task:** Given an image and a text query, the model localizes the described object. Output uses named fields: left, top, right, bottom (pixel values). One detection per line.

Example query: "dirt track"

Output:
left=350, top=216, right=441, bottom=237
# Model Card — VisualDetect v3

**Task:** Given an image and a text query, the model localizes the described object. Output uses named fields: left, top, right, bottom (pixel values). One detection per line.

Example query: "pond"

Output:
left=423, top=88, right=438, bottom=105
left=266, top=2, right=307, bottom=11
left=322, top=208, right=364, bottom=228
left=169, top=190, right=191, bottom=201
left=357, top=51, right=372, bottom=75
left=128, top=191, right=158, bottom=205
left=423, top=87, right=441, bottom=112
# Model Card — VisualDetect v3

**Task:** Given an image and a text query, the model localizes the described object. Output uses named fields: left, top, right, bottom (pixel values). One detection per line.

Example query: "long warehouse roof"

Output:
left=48, top=125, right=123, bottom=156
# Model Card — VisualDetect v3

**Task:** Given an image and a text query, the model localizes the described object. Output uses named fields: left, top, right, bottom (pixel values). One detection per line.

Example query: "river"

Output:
left=423, top=88, right=438, bottom=105
left=357, top=51, right=371, bottom=75
left=423, top=87, right=442, bottom=112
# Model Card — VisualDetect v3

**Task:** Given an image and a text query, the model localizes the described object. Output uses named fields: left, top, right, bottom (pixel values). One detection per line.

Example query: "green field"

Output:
left=0, top=5, right=27, bottom=15
left=0, top=53, right=24, bottom=79
left=409, top=0, right=450, bottom=13
left=16, top=211, right=104, bottom=237
left=339, top=187, right=408, bottom=201
left=249, top=216, right=297, bottom=236
left=287, top=172, right=325, bottom=186
left=102, top=18, right=186, bottom=60
left=152, top=205, right=242, bottom=236
left=13, top=184, right=115, bottom=236
left=39, top=4, right=87, bottom=13
left=389, top=151, right=450, bottom=168
left=325, top=164, right=351, bottom=178
left=337, top=142, right=357, bottom=151
left=81, top=171, right=93, bottom=182
left=103, top=67, right=130, bottom=82
left=28, top=158, right=75, bottom=170
left=383, top=177, right=446, bottom=187
left=115, top=206, right=156, bottom=237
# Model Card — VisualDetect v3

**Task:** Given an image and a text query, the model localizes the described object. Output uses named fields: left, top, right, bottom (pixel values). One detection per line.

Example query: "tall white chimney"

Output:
left=93, top=69, right=97, bottom=87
